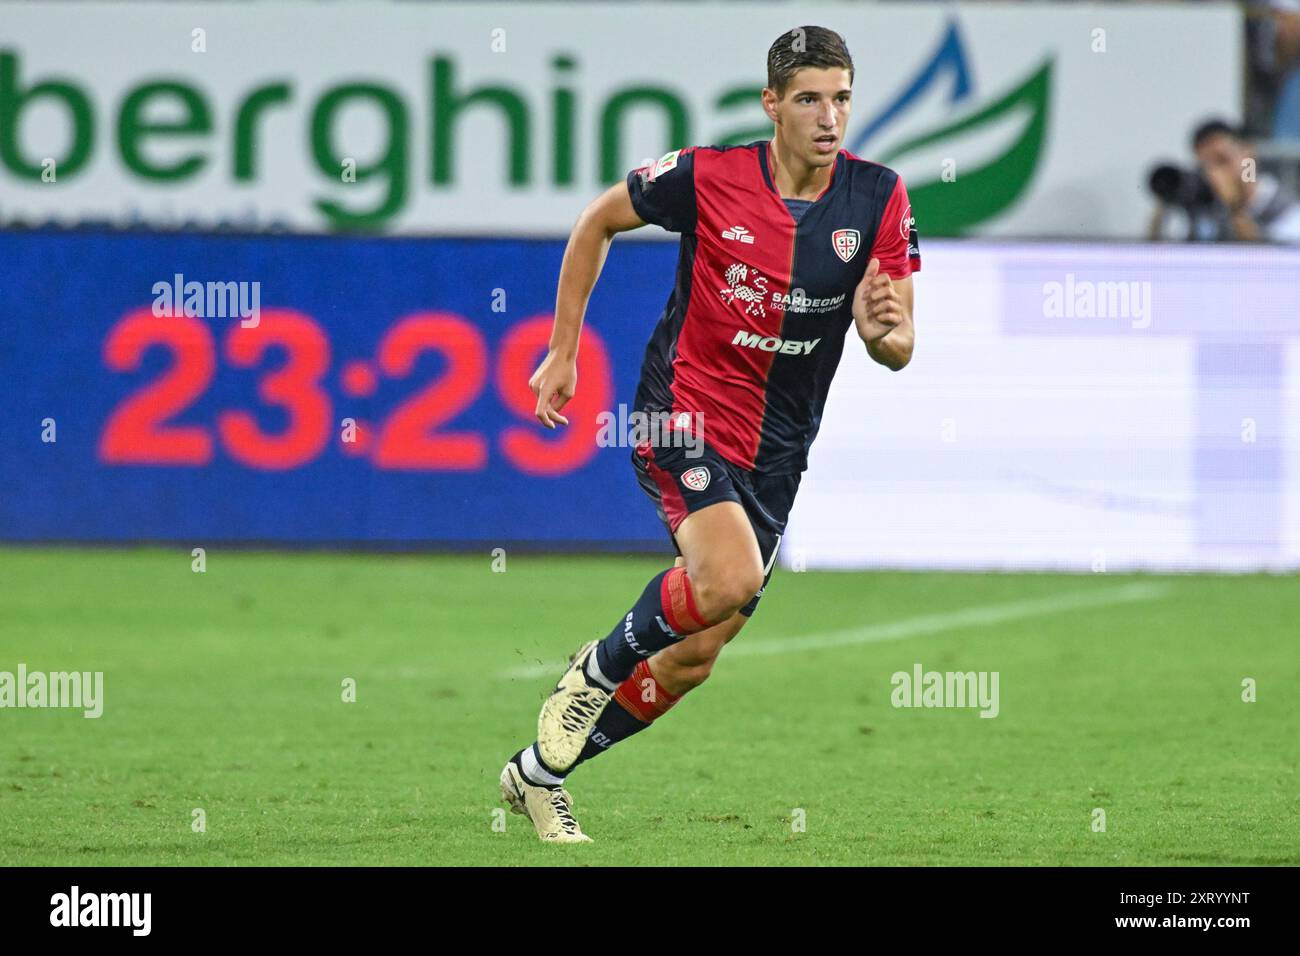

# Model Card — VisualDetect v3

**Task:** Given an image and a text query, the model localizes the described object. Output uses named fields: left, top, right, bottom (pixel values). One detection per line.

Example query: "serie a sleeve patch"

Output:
left=649, top=149, right=682, bottom=181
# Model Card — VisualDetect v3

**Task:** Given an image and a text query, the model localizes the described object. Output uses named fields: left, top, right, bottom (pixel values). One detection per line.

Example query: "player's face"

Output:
left=774, top=68, right=853, bottom=166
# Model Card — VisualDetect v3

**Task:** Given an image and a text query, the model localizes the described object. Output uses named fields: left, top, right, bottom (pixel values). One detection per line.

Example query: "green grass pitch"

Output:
left=0, top=547, right=1295, bottom=866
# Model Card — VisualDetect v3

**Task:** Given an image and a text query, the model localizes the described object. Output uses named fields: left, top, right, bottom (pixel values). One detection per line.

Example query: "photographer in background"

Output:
left=1147, top=118, right=1300, bottom=243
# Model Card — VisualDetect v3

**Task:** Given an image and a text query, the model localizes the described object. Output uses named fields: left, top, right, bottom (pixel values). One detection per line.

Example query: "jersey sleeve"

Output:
left=627, top=147, right=698, bottom=234
left=871, top=175, right=921, bottom=278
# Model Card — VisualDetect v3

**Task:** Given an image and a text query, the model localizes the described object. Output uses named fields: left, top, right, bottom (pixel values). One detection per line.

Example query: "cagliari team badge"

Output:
left=680, top=466, right=710, bottom=491
left=831, top=228, right=860, bottom=262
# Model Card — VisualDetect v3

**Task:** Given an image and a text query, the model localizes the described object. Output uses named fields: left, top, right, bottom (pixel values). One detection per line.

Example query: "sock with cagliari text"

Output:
left=566, top=659, right=683, bottom=772
left=588, top=567, right=712, bottom=689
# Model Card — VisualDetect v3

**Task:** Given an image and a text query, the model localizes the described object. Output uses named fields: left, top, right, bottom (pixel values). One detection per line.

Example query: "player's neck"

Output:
left=767, top=138, right=833, bottom=201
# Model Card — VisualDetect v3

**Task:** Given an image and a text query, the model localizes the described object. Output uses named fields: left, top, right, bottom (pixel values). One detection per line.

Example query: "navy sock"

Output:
left=593, top=568, right=708, bottom=684
left=568, top=698, right=651, bottom=771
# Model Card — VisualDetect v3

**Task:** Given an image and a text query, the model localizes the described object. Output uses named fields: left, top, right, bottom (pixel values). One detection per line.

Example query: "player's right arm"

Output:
left=530, top=183, right=647, bottom=428
left=532, top=148, right=697, bottom=428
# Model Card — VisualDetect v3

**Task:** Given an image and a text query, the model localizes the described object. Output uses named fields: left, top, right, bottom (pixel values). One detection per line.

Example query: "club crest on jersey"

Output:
left=831, top=228, right=860, bottom=263
left=680, top=466, right=710, bottom=492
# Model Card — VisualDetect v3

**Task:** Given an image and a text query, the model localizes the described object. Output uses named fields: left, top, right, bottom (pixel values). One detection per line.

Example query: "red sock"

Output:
left=659, top=566, right=712, bottom=635
left=613, top=659, right=682, bottom=723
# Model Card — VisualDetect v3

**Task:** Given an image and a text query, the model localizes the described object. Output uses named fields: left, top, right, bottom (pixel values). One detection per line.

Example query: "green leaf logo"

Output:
left=881, top=60, right=1053, bottom=236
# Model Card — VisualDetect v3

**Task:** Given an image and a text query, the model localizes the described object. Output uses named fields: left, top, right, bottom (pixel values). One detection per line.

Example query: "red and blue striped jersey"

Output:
left=627, top=140, right=921, bottom=474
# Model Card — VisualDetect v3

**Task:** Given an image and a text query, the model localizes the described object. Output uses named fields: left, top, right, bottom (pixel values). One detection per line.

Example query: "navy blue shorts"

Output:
left=631, top=438, right=800, bottom=617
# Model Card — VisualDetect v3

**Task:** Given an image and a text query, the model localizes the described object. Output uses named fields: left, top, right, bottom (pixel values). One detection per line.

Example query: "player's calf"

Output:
left=647, top=621, right=735, bottom=694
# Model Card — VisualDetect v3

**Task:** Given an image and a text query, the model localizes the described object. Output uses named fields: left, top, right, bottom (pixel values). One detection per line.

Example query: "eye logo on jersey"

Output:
left=722, top=225, right=756, bottom=244
left=831, top=228, right=860, bottom=263
left=680, top=466, right=711, bottom=492
left=718, top=263, right=768, bottom=318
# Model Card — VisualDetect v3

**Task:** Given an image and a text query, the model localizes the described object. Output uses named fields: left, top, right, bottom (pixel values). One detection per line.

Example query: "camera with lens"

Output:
left=1147, top=163, right=1216, bottom=210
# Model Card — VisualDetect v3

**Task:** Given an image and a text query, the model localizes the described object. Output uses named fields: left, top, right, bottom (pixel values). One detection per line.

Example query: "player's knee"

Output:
left=692, top=567, right=763, bottom=622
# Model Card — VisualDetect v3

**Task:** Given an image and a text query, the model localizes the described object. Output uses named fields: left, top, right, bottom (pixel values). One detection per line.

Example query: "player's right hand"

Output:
left=529, top=350, right=577, bottom=429
left=852, top=257, right=905, bottom=343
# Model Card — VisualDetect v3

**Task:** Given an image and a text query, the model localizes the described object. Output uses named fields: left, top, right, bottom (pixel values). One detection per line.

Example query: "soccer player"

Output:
left=499, top=25, right=920, bottom=842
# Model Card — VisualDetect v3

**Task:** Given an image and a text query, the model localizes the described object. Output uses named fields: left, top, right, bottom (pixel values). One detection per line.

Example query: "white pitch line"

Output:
left=498, top=581, right=1172, bottom=680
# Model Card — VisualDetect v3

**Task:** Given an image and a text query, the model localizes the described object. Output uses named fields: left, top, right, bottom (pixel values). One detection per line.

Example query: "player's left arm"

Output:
left=855, top=173, right=919, bottom=370
left=853, top=262, right=913, bottom=371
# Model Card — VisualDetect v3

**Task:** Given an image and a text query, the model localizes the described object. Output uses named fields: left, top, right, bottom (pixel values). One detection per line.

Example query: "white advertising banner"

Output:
left=784, top=241, right=1300, bottom=572
left=0, top=2, right=1240, bottom=237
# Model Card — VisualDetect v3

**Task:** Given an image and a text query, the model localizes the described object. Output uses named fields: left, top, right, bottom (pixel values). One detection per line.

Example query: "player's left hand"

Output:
left=852, top=258, right=904, bottom=343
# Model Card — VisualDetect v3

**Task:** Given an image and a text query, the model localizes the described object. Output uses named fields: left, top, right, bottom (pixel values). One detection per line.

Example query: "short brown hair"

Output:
left=766, top=26, right=855, bottom=98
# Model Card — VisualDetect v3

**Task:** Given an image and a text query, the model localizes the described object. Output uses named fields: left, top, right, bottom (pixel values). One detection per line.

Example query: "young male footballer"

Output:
left=500, top=26, right=921, bottom=842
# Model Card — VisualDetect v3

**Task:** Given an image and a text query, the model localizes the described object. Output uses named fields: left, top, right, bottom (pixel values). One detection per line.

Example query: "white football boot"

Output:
left=499, top=761, right=593, bottom=843
left=536, top=639, right=612, bottom=772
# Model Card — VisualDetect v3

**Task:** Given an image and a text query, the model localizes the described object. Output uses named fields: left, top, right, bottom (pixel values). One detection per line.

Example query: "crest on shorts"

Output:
left=831, top=228, right=860, bottom=263
left=680, top=466, right=710, bottom=492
